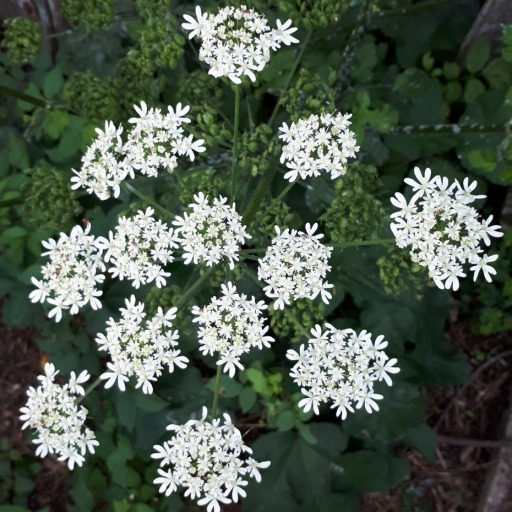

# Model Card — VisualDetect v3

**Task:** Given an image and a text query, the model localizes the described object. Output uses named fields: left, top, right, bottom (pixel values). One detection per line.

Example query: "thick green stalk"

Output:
left=0, top=83, right=47, bottom=108
left=211, top=364, right=223, bottom=418
left=121, top=182, right=174, bottom=220
left=230, top=85, right=241, bottom=201
left=332, top=238, right=395, bottom=249
left=175, top=265, right=217, bottom=310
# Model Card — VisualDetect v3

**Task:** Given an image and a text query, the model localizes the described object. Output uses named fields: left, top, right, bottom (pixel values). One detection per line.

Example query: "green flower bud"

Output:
left=2, top=18, right=42, bottom=64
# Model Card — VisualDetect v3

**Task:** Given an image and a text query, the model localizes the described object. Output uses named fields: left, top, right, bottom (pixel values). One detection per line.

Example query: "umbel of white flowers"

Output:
left=258, top=223, right=334, bottom=309
left=97, top=295, right=189, bottom=394
left=192, top=281, right=274, bottom=377
left=182, top=5, right=299, bottom=84
left=152, top=407, right=271, bottom=512
left=287, top=325, right=399, bottom=419
left=19, top=363, right=98, bottom=469
left=390, top=167, right=503, bottom=291
left=70, top=102, right=205, bottom=200
left=279, top=111, right=360, bottom=181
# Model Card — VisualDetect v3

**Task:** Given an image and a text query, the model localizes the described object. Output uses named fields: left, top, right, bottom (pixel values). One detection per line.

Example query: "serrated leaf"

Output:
left=41, top=110, right=70, bottom=140
left=135, top=392, right=168, bottom=412
left=276, top=410, right=296, bottom=431
left=466, top=39, right=490, bottom=73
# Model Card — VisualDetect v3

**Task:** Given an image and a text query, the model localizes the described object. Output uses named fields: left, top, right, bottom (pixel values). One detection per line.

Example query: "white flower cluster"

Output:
left=19, top=363, right=98, bottom=469
left=390, top=167, right=503, bottom=291
left=287, top=325, right=399, bottom=419
left=97, top=295, right=189, bottom=394
left=173, top=193, right=251, bottom=269
left=29, top=223, right=106, bottom=322
left=192, top=282, right=274, bottom=377
left=258, top=223, right=333, bottom=310
left=98, top=207, right=179, bottom=288
left=182, top=5, right=298, bottom=84
left=279, top=112, right=360, bottom=182
left=70, top=102, right=205, bottom=200
left=152, top=407, right=270, bottom=512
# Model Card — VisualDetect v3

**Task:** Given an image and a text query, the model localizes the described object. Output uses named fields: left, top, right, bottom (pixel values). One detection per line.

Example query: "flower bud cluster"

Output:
left=99, top=207, right=179, bottom=289
left=97, top=295, right=189, bottom=394
left=182, top=6, right=298, bottom=84
left=287, top=325, right=399, bottom=419
left=279, top=111, right=360, bottom=181
left=258, top=223, right=333, bottom=310
left=192, top=282, right=274, bottom=377
left=71, top=101, right=205, bottom=200
left=173, top=193, right=251, bottom=270
left=62, top=0, right=114, bottom=31
left=2, top=17, right=42, bottom=64
left=29, top=223, right=106, bottom=322
left=152, top=407, right=270, bottom=512
left=390, top=167, right=503, bottom=291
left=19, top=363, right=98, bottom=470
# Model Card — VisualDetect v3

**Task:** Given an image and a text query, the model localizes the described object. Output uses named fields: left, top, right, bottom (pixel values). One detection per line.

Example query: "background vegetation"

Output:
left=0, top=0, right=511, bottom=510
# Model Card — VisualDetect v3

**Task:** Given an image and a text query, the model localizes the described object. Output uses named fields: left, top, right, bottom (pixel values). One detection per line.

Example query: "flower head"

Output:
left=29, top=222, right=106, bottom=322
left=97, top=295, right=188, bottom=394
left=192, top=282, right=274, bottom=377
left=71, top=102, right=204, bottom=200
left=390, top=168, right=503, bottom=290
left=173, top=193, right=251, bottom=270
left=287, top=325, right=399, bottom=419
left=258, top=223, right=333, bottom=309
left=279, top=112, right=359, bottom=182
left=98, top=207, right=179, bottom=289
left=152, top=407, right=270, bottom=512
left=181, top=6, right=298, bottom=84
left=19, top=363, right=98, bottom=469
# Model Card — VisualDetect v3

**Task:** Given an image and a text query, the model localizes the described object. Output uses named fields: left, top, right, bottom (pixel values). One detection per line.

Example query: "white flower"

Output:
left=173, top=193, right=251, bottom=270
left=97, top=296, right=188, bottom=394
left=181, top=5, right=298, bottom=84
left=258, top=223, right=333, bottom=309
left=29, top=223, right=107, bottom=322
left=98, top=207, right=179, bottom=289
left=192, top=282, right=274, bottom=377
left=71, top=102, right=204, bottom=200
left=287, top=325, right=399, bottom=419
left=20, top=363, right=98, bottom=469
left=279, top=112, right=359, bottom=181
left=390, top=169, right=503, bottom=290
left=152, top=407, right=270, bottom=509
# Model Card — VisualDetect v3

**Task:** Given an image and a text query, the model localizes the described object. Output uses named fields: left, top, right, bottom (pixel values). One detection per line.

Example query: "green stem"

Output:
left=253, top=180, right=296, bottom=227
left=211, top=364, right=223, bottom=418
left=230, top=85, right=241, bottom=201
left=0, top=196, right=24, bottom=209
left=175, top=265, right=217, bottom=309
left=0, top=84, right=47, bottom=108
left=77, top=377, right=102, bottom=403
left=121, top=182, right=175, bottom=220
left=242, top=163, right=277, bottom=227
left=332, top=238, right=395, bottom=249
left=268, top=30, right=312, bottom=127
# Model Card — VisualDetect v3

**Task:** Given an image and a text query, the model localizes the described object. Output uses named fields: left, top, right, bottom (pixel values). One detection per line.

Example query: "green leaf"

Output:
left=4, top=287, right=34, bottom=329
left=276, top=410, right=296, bottom=431
left=467, top=149, right=497, bottom=172
left=466, top=39, right=490, bottom=73
left=239, top=386, right=257, bottom=412
left=463, top=77, right=486, bottom=103
left=0, top=507, right=32, bottom=512
left=442, top=62, right=460, bottom=80
left=115, top=388, right=137, bottom=431
left=107, top=436, right=140, bottom=488
left=333, top=450, right=410, bottom=492
left=43, top=66, right=63, bottom=98
left=41, top=110, right=70, bottom=140
left=135, top=392, right=168, bottom=412
left=206, top=374, right=242, bottom=398
left=7, top=133, right=29, bottom=169
left=246, top=368, right=271, bottom=396
left=482, top=58, right=512, bottom=89
left=402, top=424, right=437, bottom=461
left=503, top=25, right=512, bottom=46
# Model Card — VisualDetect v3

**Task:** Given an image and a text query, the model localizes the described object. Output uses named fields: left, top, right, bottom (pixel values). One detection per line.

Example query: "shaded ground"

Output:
left=361, top=310, right=512, bottom=512
left=1, top=302, right=512, bottom=511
